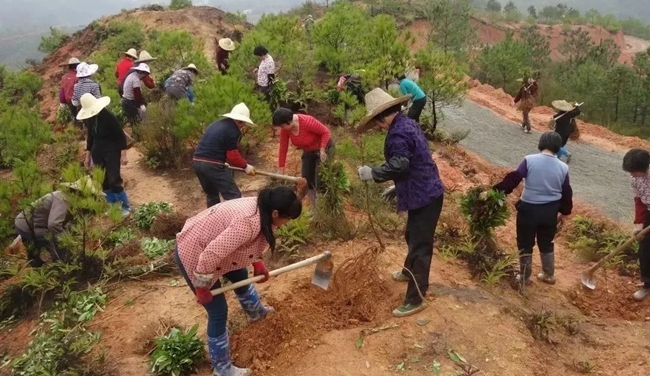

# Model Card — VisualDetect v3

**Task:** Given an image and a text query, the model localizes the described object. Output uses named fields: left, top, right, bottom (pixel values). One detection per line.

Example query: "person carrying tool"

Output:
left=491, top=131, right=573, bottom=286
left=77, top=93, right=132, bottom=217
left=253, top=45, right=275, bottom=102
left=396, top=74, right=426, bottom=123
left=193, top=103, right=257, bottom=208
left=14, top=176, right=104, bottom=268
left=175, top=186, right=303, bottom=376
left=164, top=64, right=199, bottom=103
left=551, top=100, right=581, bottom=163
left=272, top=108, right=333, bottom=206
left=513, top=77, right=538, bottom=134
left=115, top=48, right=138, bottom=96
left=216, top=38, right=236, bottom=75
left=71, top=62, right=101, bottom=110
left=622, top=148, right=650, bottom=301
left=59, top=57, right=81, bottom=124
left=336, top=72, right=364, bottom=105
left=356, top=88, right=445, bottom=318
left=121, top=63, right=151, bottom=125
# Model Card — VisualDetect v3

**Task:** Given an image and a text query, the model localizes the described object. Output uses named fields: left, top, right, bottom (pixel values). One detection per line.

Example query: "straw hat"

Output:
left=356, top=88, right=411, bottom=133
left=76, top=93, right=111, bottom=120
left=134, top=50, right=156, bottom=63
left=222, top=103, right=255, bottom=125
left=182, top=63, right=199, bottom=74
left=61, top=176, right=105, bottom=196
left=551, top=100, right=576, bottom=112
left=218, top=38, right=236, bottom=51
left=124, top=48, right=138, bottom=59
left=133, top=63, right=151, bottom=74
left=61, top=57, right=80, bottom=66
left=76, top=62, right=98, bottom=78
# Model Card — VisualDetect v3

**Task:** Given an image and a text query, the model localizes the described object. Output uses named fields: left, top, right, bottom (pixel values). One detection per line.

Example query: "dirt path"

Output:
left=441, top=100, right=633, bottom=222
left=624, top=35, right=650, bottom=54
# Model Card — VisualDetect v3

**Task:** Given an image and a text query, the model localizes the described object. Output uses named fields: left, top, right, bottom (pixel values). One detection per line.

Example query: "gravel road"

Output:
left=441, top=100, right=632, bottom=222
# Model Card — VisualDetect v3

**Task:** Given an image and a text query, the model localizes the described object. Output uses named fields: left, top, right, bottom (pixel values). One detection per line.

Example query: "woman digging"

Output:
left=490, top=131, right=573, bottom=285
left=622, top=148, right=650, bottom=301
left=356, top=88, right=445, bottom=317
left=175, top=186, right=304, bottom=376
left=272, top=107, right=333, bottom=207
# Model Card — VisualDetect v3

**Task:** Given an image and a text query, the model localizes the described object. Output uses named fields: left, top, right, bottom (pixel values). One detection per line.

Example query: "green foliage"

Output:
left=133, top=202, right=173, bottom=230
left=102, top=20, right=146, bottom=53
left=106, top=227, right=137, bottom=248
left=312, top=160, right=353, bottom=240
left=476, top=32, right=527, bottom=90
left=0, top=98, right=51, bottom=167
left=485, top=0, right=501, bottom=12
left=141, top=101, right=187, bottom=170
left=275, top=211, right=312, bottom=257
left=423, top=0, right=477, bottom=59
left=1, top=69, right=44, bottom=105
left=144, top=30, right=211, bottom=74
left=169, top=0, right=192, bottom=10
left=460, top=186, right=508, bottom=238
left=38, top=27, right=69, bottom=54
left=141, top=237, right=175, bottom=259
left=150, top=324, right=204, bottom=376
left=334, top=129, right=385, bottom=166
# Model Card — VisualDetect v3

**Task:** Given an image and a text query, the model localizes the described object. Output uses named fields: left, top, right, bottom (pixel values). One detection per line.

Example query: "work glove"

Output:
left=244, top=164, right=256, bottom=176
left=59, top=103, right=66, bottom=109
left=252, top=261, right=270, bottom=283
left=633, top=223, right=644, bottom=237
left=381, top=185, right=396, bottom=201
left=193, top=271, right=214, bottom=305
left=357, top=166, right=374, bottom=182
left=139, top=105, right=146, bottom=111
left=195, top=288, right=213, bottom=305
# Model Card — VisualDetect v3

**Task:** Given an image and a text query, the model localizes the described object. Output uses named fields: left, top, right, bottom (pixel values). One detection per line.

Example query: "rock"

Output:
left=416, top=318, right=430, bottom=326
left=290, top=339, right=297, bottom=346
left=252, top=359, right=262, bottom=369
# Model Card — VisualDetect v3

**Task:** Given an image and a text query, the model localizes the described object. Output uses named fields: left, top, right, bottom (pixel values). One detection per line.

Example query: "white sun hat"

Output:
left=76, top=93, right=111, bottom=120
left=135, top=50, right=157, bottom=63
left=125, top=48, right=138, bottom=59
left=356, top=88, right=411, bottom=133
left=182, top=63, right=199, bottom=74
left=76, top=62, right=99, bottom=78
left=61, top=176, right=106, bottom=196
left=222, top=103, right=255, bottom=125
left=133, top=63, right=151, bottom=74
left=218, top=38, right=236, bottom=51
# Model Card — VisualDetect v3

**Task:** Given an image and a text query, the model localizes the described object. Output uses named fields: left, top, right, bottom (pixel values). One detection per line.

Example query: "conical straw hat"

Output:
left=135, top=50, right=156, bottom=63
left=124, top=48, right=138, bottom=59
left=218, top=38, right=236, bottom=51
left=76, top=93, right=111, bottom=120
left=356, top=88, right=411, bottom=133
left=551, top=100, right=576, bottom=112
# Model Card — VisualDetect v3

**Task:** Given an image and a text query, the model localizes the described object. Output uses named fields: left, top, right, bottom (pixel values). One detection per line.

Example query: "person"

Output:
left=513, top=77, right=539, bottom=134
left=77, top=93, right=132, bottom=217
left=356, top=88, right=445, bottom=317
left=491, top=131, right=573, bottom=285
left=551, top=100, right=581, bottom=163
left=622, top=148, right=650, bottom=301
left=121, top=63, right=151, bottom=124
left=193, top=103, right=257, bottom=208
left=175, top=186, right=303, bottom=376
left=14, top=176, right=104, bottom=268
left=216, top=38, right=236, bottom=75
left=396, top=75, right=426, bottom=123
left=59, top=57, right=81, bottom=125
left=71, top=62, right=101, bottom=110
left=253, top=45, right=275, bottom=101
left=134, top=50, right=157, bottom=65
left=336, top=73, right=364, bottom=104
left=115, top=48, right=138, bottom=96
left=164, top=64, right=199, bottom=103
left=272, top=108, right=333, bottom=205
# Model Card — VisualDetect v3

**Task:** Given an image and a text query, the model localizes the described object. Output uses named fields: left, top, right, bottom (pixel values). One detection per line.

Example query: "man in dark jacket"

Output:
left=513, top=77, right=538, bottom=134
left=193, top=103, right=257, bottom=207
left=551, top=100, right=581, bottom=164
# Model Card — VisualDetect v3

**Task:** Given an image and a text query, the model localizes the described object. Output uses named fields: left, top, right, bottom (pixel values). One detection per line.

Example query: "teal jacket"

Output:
left=399, top=78, right=425, bottom=101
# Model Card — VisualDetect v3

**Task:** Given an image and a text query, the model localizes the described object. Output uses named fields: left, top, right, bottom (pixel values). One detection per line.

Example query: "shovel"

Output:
left=581, top=225, right=650, bottom=290
left=210, top=251, right=333, bottom=296
left=227, top=165, right=301, bottom=183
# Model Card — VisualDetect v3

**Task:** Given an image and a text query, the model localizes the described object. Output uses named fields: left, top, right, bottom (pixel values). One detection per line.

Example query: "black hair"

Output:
left=375, top=104, right=402, bottom=123
left=272, top=108, right=294, bottom=126
left=68, top=63, right=80, bottom=70
left=623, top=148, right=650, bottom=173
left=253, top=45, right=268, bottom=56
left=257, top=186, right=302, bottom=252
left=537, top=131, right=562, bottom=153
left=397, top=74, right=406, bottom=81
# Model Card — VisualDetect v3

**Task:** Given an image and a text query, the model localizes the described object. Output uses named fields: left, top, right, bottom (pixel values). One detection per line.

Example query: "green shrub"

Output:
left=38, top=27, right=69, bottom=54
left=141, top=237, right=175, bottom=259
left=460, top=187, right=509, bottom=238
left=150, top=324, right=204, bottom=376
left=275, top=211, right=311, bottom=258
left=141, top=101, right=187, bottom=169
left=0, top=99, right=51, bottom=167
left=169, top=0, right=192, bottom=10
left=133, top=202, right=173, bottom=230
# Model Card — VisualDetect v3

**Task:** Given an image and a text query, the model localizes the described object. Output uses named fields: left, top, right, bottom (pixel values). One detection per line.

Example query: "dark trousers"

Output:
left=407, top=97, right=426, bottom=123
left=121, top=98, right=140, bottom=124
left=301, top=140, right=335, bottom=191
left=67, top=104, right=82, bottom=127
left=15, top=228, right=66, bottom=267
left=402, top=194, right=444, bottom=305
left=193, top=160, right=242, bottom=208
left=174, top=247, right=249, bottom=337
left=515, top=200, right=559, bottom=255
left=91, top=147, right=124, bottom=193
left=639, top=210, right=650, bottom=285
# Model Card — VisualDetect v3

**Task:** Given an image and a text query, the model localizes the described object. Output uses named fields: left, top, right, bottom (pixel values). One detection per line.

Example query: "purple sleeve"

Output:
left=559, top=172, right=573, bottom=215
left=493, top=159, right=527, bottom=194
left=59, top=87, right=66, bottom=104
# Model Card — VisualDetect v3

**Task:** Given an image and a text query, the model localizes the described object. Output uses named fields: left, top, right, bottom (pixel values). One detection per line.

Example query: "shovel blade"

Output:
left=580, top=271, right=596, bottom=290
left=311, top=258, right=333, bottom=290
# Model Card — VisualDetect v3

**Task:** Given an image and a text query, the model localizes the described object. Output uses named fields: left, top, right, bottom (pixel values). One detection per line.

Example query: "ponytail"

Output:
left=257, top=186, right=302, bottom=252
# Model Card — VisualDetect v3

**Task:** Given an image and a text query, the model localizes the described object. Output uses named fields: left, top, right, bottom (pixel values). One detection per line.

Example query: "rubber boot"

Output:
left=517, top=253, right=533, bottom=286
left=208, top=331, right=251, bottom=376
left=537, top=252, right=556, bottom=285
left=113, top=191, right=132, bottom=217
left=235, top=284, right=274, bottom=323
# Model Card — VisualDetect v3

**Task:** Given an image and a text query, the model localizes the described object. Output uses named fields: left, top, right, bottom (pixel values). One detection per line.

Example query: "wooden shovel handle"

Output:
left=587, top=225, right=650, bottom=273
left=227, top=166, right=300, bottom=182
left=210, top=251, right=331, bottom=296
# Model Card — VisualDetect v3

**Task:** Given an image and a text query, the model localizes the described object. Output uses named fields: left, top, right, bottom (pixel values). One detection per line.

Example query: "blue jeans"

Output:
left=557, top=146, right=570, bottom=158
left=174, top=247, right=249, bottom=337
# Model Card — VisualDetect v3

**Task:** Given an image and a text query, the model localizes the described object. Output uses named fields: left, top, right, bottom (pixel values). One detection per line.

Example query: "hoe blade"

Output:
left=311, top=257, right=333, bottom=290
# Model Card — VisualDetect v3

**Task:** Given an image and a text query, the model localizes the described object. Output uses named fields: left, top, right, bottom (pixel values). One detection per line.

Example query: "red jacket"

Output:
left=116, top=58, right=134, bottom=86
left=59, top=70, right=78, bottom=104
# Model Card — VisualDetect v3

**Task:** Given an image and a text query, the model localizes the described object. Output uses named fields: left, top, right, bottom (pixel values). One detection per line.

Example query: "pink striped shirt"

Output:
left=176, top=197, right=268, bottom=287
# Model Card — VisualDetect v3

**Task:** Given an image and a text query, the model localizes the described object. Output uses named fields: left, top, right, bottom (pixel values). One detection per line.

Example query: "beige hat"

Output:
left=222, top=103, right=255, bottom=125
left=61, top=176, right=105, bottom=196
left=356, top=88, right=411, bottom=133
left=551, top=100, right=577, bottom=112
left=125, top=48, right=138, bottom=59
left=76, top=93, right=111, bottom=120
left=218, top=38, right=236, bottom=51
left=76, top=62, right=99, bottom=78
left=135, top=50, right=156, bottom=63
left=133, top=63, right=151, bottom=74
left=182, top=63, right=199, bottom=74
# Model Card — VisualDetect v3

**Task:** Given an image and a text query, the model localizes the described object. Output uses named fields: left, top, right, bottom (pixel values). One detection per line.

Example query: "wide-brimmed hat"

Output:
left=222, top=103, right=255, bottom=125
left=551, top=100, right=576, bottom=112
left=134, top=50, right=156, bottom=63
left=61, top=57, right=80, bottom=67
left=356, top=88, right=411, bottom=133
left=218, top=38, right=236, bottom=51
left=76, top=62, right=98, bottom=78
left=133, top=63, right=151, bottom=74
left=124, top=48, right=138, bottom=59
left=61, top=176, right=105, bottom=196
left=76, top=93, right=111, bottom=120
left=182, top=63, right=199, bottom=74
